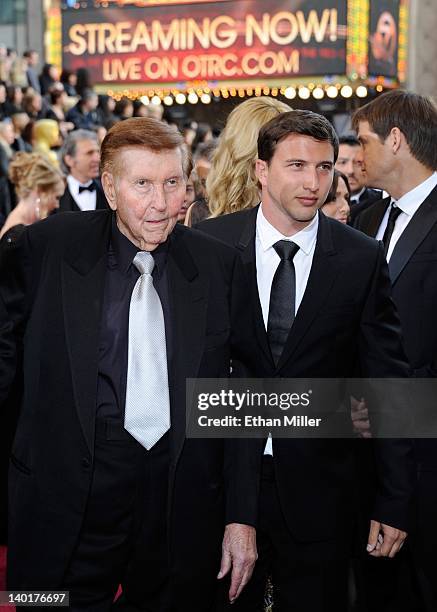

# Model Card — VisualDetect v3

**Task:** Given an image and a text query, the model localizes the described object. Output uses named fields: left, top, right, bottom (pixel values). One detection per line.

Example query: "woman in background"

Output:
left=207, top=96, right=290, bottom=218
left=0, top=151, right=64, bottom=239
left=321, top=169, right=351, bottom=224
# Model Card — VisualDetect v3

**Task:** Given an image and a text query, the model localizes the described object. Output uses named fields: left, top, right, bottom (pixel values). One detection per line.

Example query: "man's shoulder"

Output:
left=196, top=208, right=256, bottom=247
left=173, top=222, right=238, bottom=261
left=325, top=214, right=380, bottom=255
left=28, top=209, right=111, bottom=245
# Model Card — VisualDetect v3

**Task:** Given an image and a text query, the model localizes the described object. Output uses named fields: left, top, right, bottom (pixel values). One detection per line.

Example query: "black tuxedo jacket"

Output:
left=0, top=210, right=257, bottom=588
left=198, top=207, right=414, bottom=543
left=349, top=187, right=382, bottom=225
left=355, top=186, right=437, bottom=470
left=58, top=179, right=109, bottom=212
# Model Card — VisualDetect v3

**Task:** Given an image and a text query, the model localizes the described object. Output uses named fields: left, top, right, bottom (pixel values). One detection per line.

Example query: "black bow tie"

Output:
left=78, top=182, right=96, bottom=194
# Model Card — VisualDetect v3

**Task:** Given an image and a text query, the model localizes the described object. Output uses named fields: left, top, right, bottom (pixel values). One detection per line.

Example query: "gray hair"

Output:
left=60, top=129, right=98, bottom=174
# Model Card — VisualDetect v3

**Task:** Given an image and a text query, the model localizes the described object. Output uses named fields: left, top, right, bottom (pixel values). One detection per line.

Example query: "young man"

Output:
left=354, top=89, right=437, bottom=612
left=199, top=110, right=414, bottom=612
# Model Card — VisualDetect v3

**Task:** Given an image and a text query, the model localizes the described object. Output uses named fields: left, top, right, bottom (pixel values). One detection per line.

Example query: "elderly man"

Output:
left=0, top=118, right=257, bottom=611
left=59, top=129, right=108, bottom=212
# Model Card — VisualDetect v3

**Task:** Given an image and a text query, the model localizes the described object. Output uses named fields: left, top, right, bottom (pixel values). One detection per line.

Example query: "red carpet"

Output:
left=0, top=546, right=15, bottom=610
left=0, top=547, right=121, bottom=609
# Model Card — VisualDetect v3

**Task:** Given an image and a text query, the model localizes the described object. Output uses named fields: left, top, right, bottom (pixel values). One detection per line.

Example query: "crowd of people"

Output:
left=0, top=44, right=437, bottom=612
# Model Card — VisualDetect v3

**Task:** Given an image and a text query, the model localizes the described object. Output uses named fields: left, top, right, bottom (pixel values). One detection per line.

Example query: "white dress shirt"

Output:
left=376, top=173, right=437, bottom=261
left=256, top=204, right=318, bottom=454
left=67, top=175, right=97, bottom=212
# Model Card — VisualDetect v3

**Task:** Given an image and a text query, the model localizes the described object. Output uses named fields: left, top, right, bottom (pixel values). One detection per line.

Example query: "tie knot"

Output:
left=133, top=251, right=154, bottom=275
left=273, top=240, right=300, bottom=261
left=388, top=203, right=402, bottom=223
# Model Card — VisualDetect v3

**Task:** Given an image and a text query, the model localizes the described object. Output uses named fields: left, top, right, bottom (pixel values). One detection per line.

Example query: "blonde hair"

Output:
left=207, top=97, right=291, bottom=217
left=9, top=152, right=64, bottom=199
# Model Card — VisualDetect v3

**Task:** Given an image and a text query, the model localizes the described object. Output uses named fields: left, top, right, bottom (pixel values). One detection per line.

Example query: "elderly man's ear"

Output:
left=101, top=171, right=117, bottom=210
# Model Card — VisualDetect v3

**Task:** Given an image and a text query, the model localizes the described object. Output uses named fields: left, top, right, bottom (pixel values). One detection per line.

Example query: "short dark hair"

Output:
left=352, top=90, right=437, bottom=171
left=338, top=134, right=360, bottom=147
left=323, top=169, right=351, bottom=206
left=258, top=110, right=338, bottom=164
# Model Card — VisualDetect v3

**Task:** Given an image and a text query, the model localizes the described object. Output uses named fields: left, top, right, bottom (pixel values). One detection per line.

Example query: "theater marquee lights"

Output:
left=46, top=0, right=409, bottom=101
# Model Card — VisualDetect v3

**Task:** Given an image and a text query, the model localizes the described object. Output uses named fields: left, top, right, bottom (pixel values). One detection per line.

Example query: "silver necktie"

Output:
left=124, top=251, right=170, bottom=450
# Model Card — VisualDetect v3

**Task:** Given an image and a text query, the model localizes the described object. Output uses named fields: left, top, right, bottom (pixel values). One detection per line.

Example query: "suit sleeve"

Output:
left=359, top=242, right=415, bottom=531
left=224, top=251, right=261, bottom=526
left=0, top=228, right=37, bottom=406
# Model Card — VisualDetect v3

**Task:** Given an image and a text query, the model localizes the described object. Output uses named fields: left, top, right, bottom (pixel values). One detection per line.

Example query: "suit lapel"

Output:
left=362, top=197, right=390, bottom=237
left=236, top=206, right=273, bottom=365
left=62, top=212, right=111, bottom=453
left=389, top=186, right=437, bottom=285
left=65, top=186, right=80, bottom=212
left=166, top=227, right=208, bottom=466
left=277, top=213, right=340, bottom=371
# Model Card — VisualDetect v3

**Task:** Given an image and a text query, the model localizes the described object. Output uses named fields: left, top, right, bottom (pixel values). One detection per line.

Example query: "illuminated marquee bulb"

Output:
left=284, top=87, right=296, bottom=99
left=201, top=93, right=211, bottom=104
left=175, top=93, right=186, bottom=104
left=298, top=86, right=310, bottom=100
left=356, top=85, right=368, bottom=98
left=151, top=95, right=161, bottom=105
left=188, top=92, right=198, bottom=104
left=312, top=86, right=324, bottom=100
left=340, top=85, right=353, bottom=98
left=140, top=96, right=150, bottom=105
left=326, top=85, right=338, bottom=98
left=163, top=96, right=173, bottom=106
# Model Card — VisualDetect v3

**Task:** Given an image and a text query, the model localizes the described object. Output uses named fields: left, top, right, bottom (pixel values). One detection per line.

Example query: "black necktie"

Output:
left=78, top=182, right=96, bottom=194
left=382, top=203, right=402, bottom=256
left=267, top=240, right=300, bottom=367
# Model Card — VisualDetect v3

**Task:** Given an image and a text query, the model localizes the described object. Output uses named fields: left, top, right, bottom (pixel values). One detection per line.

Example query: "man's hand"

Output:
left=366, top=519, right=407, bottom=558
left=217, top=523, right=257, bottom=603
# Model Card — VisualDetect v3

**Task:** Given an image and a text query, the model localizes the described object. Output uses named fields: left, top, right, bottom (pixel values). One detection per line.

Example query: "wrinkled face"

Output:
left=357, top=121, right=392, bottom=190
left=102, top=147, right=186, bottom=251
left=256, top=134, right=334, bottom=235
left=322, top=177, right=350, bottom=224
left=335, top=144, right=365, bottom=194
left=66, top=138, right=100, bottom=182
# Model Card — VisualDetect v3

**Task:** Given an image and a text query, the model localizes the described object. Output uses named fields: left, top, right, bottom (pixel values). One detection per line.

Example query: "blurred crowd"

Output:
left=1, top=45, right=379, bottom=238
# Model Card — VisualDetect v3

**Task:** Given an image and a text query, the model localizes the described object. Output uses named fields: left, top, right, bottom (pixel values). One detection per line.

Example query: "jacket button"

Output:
left=81, top=458, right=91, bottom=469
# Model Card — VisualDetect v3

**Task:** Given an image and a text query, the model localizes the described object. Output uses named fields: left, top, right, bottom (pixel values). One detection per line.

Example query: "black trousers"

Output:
left=60, top=420, right=217, bottom=612
left=225, top=455, right=349, bottom=612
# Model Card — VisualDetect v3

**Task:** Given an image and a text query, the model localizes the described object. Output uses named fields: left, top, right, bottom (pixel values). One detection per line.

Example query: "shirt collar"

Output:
left=350, top=187, right=366, bottom=203
left=67, top=174, right=94, bottom=195
left=393, top=172, right=437, bottom=217
left=257, top=203, right=318, bottom=256
left=110, top=213, right=169, bottom=276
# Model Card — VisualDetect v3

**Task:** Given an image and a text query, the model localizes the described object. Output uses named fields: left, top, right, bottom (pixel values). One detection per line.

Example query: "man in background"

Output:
left=336, top=134, right=382, bottom=223
left=59, top=129, right=108, bottom=212
left=354, top=89, right=437, bottom=612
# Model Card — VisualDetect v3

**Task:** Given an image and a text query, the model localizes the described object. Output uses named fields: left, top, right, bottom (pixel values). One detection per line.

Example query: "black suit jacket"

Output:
left=355, top=186, right=437, bottom=471
left=0, top=210, right=258, bottom=588
left=58, top=179, right=109, bottom=212
left=349, top=187, right=382, bottom=225
left=198, top=207, right=414, bottom=542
